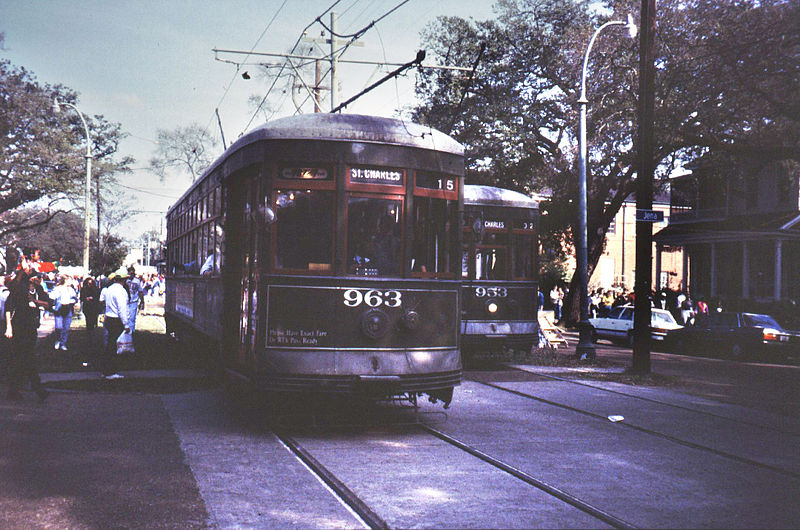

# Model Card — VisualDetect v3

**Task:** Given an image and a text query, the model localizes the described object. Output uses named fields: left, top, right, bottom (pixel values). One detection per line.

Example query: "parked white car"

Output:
left=588, top=305, right=682, bottom=347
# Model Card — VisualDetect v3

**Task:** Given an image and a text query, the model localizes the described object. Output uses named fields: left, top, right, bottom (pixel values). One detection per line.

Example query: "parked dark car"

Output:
left=666, top=311, right=797, bottom=359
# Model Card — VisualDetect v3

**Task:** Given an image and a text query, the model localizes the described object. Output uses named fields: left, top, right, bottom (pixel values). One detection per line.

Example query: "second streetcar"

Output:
left=461, top=185, right=540, bottom=354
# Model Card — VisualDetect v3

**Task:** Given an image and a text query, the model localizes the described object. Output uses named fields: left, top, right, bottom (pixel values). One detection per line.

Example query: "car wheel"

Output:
left=591, top=328, right=598, bottom=343
left=626, top=331, right=634, bottom=348
left=675, top=338, right=688, bottom=355
left=730, top=343, right=745, bottom=360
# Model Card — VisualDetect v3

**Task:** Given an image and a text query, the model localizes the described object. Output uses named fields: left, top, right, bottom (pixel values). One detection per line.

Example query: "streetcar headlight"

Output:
left=487, top=301, right=499, bottom=314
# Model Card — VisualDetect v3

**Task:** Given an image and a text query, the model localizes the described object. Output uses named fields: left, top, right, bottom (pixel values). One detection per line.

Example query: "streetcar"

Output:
left=164, top=113, right=464, bottom=406
left=461, top=185, right=540, bottom=353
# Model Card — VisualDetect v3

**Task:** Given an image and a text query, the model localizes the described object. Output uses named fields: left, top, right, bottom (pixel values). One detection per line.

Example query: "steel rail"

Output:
left=421, top=424, right=638, bottom=530
left=508, top=366, right=800, bottom=437
left=277, top=433, right=389, bottom=530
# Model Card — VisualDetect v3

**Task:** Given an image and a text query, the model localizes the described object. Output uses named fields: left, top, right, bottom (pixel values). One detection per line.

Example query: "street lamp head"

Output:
left=52, top=97, right=61, bottom=114
left=626, top=14, right=638, bottom=39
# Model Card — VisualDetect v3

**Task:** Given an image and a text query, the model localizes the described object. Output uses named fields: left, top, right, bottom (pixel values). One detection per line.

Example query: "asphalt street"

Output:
left=1, top=330, right=799, bottom=528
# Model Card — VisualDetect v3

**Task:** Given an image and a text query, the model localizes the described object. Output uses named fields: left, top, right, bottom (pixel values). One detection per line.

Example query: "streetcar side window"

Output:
left=347, top=197, right=402, bottom=277
left=275, top=190, right=334, bottom=271
left=513, top=233, right=535, bottom=279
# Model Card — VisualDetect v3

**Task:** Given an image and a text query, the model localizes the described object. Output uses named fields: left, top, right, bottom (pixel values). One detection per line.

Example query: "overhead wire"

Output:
left=204, top=0, right=292, bottom=139
left=241, top=0, right=345, bottom=133
left=245, top=0, right=416, bottom=124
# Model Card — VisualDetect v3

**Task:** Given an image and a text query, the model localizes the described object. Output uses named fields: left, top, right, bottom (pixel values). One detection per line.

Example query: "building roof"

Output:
left=654, top=211, right=800, bottom=244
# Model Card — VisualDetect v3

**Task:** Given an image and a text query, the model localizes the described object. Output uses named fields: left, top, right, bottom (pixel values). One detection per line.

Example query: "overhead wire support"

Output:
left=331, top=50, right=426, bottom=113
left=213, top=48, right=473, bottom=71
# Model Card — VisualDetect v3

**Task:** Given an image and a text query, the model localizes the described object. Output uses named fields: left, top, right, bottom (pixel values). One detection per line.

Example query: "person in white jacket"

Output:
left=50, top=275, right=78, bottom=351
left=99, top=272, right=130, bottom=379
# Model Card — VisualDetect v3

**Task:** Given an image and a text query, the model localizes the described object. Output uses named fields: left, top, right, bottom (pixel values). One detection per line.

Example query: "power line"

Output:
left=203, top=0, right=293, bottom=139
left=115, top=182, right=181, bottom=199
left=242, top=0, right=345, bottom=133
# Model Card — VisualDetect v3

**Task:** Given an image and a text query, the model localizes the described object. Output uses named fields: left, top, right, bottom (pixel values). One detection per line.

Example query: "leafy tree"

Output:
left=414, top=0, right=799, bottom=324
left=92, top=232, right=128, bottom=275
left=149, top=124, right=218, bottom=183
left=0, top=59, right=132, bottom=245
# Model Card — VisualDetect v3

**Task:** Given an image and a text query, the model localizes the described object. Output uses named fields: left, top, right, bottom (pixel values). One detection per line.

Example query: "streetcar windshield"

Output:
left=411, top=197, right=457, bottom=276
left=347, top=197, right=402, bottom=277
left=476, top=248, right=507, bottom=280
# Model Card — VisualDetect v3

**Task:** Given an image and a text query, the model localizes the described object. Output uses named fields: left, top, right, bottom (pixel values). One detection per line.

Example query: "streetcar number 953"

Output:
left=475, top=287, right=507, bottom=297
left=343, top=289, right=402, bottom=307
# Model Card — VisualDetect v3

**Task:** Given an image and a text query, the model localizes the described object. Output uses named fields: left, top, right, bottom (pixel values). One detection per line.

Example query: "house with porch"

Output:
left=654, top=159, right=800, bottom=304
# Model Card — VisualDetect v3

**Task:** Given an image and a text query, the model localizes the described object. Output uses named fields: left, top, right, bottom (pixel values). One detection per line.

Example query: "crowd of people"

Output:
left=0, top=248, right=165, bottom=402
left=539, top=281, right=718, bottom=327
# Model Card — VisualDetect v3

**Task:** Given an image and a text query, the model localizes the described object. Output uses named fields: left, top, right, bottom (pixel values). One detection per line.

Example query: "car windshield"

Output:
left=742, top=313, right=782, bottom=330
left=652, top=311, right=676, bottom=325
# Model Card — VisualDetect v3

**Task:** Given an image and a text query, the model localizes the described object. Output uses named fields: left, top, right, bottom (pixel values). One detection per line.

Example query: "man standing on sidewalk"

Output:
left=4, top=258, right=50, bottom=401
left=99, top=272, right=129, bottom=380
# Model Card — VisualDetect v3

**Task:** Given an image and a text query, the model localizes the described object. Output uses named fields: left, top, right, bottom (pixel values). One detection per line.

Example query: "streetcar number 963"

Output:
left=475, top=287, right=507, bottom=297
left=343, top=289, right=402, bottom=308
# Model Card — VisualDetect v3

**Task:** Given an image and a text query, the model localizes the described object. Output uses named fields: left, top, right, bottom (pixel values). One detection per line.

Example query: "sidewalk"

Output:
left=20, top=297, right=209, bottom=390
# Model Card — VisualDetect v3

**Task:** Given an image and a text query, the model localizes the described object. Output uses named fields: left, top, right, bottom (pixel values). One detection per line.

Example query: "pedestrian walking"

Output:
left=99, top=272, right=130, bottom=380
left=126, top=266, right=142, bottom=336
left=4, top=258, right=50, bottom=402
left=51, top=274, right=78, bottom=351
left=80, top=277, right=102, bottom=332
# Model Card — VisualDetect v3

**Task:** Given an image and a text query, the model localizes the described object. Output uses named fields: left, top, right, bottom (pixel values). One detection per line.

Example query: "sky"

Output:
left=1, top=0, right=497, bottom=240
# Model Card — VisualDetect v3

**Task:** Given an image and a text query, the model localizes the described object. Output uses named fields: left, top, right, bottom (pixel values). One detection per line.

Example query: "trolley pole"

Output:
left=632, top=0, right=657, bottom=374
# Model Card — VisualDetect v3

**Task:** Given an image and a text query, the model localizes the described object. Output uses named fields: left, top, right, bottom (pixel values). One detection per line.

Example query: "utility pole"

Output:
left=329, top=12, right=339, bottom=111
left=314, top=60, right=323, bottom=113
left=632, top=0, right=657, bottom=374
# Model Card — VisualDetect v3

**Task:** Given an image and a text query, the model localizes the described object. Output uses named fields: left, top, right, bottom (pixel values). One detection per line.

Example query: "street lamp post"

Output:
left=576, top=15, right=637, bottom=360
left=53, top=98, right=93, bottom=274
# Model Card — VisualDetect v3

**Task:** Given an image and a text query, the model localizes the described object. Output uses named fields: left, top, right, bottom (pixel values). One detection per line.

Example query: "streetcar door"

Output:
left=223, top=170, right=263, bottom=372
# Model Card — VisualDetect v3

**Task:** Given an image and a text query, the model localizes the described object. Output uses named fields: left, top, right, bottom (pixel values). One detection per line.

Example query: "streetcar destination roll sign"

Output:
left=350, top=167, right=403, bottom=185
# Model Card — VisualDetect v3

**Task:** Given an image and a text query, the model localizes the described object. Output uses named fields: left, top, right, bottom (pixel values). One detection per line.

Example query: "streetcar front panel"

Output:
left=461, top=185, right=540, bottom=353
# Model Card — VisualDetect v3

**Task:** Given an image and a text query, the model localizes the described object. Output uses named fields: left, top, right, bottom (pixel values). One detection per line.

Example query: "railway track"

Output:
left=471, top=377, right=800, bottom=481
left=511, top=367, right=800, bottom=437
left=270, top=405, right=639, bottom=529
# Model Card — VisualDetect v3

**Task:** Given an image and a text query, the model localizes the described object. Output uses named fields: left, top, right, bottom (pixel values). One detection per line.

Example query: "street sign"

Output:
left=635, top=209, right=664, bottom=222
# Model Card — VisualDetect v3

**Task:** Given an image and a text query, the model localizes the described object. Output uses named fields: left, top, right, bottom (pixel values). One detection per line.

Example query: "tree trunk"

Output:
left=562, top=223, right=609, bottom=327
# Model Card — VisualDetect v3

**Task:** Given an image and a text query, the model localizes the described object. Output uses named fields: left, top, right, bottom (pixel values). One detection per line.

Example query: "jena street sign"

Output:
left=635, top=209, right=664, bottom=222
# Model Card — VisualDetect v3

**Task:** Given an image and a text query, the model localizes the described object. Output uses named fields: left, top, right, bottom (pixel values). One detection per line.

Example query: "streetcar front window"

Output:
left=347, top=197, right=402, bottom=277
left=275, top=190, right=333, bottom=271
left=411, top=198, right=456, bottom=277
left=476, top=248, right=507, bottom=280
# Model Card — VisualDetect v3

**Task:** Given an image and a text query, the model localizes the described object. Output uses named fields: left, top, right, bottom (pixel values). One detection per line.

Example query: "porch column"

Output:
left=742, top=241, right=749, bottom=299
left=682, top=246, right=689, bottom=293
left=775, top=240, right=783, bottom=300
left=710, top=242, right=717, bottom=298
left=655, top=243, right=663, bottom=289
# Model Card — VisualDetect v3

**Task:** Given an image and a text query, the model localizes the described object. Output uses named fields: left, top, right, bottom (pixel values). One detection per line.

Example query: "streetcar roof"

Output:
left=232, top=113, right=464, bottom=156
left=464, top=185, right=540, bottom=209
left=168, top=114, right=463, bottom=216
